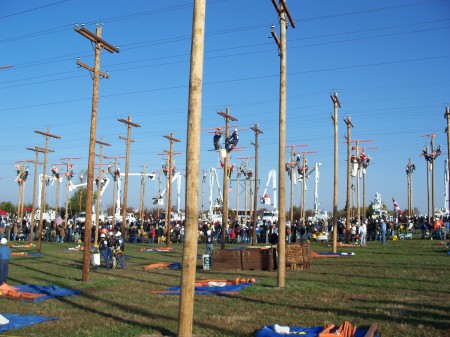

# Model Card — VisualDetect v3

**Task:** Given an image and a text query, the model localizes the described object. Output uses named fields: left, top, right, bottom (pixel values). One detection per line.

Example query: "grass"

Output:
left=2, top=236, right=449, bottom=337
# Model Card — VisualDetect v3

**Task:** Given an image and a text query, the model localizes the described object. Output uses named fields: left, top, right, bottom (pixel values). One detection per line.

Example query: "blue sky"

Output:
left=1, top=0, right=449, bottom=216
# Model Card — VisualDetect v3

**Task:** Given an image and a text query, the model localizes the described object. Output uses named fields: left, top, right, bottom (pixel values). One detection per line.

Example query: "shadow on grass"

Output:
left=52, top=286, right=251, bottom=336
left=230, top=291, right=449, bottom=330
left=349, top=297, right=450, bottom=325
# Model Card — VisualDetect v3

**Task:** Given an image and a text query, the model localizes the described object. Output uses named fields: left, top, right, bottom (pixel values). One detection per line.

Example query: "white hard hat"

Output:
left=115, top=232, right=121, bottom=237
left=1, top=238, right=7, bottom=245
left=100, top=233, right=106, bottom=238
left=234, top=128, right=238, bottom=132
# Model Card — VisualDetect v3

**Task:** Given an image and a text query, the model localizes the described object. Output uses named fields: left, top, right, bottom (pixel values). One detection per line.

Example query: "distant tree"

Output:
left=68, top=187, right=90, bottom=215
left=0, top=201, right=16, bottom=214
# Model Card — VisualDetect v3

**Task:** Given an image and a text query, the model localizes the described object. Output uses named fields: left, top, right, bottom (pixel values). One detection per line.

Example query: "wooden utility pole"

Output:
left=217, top=108, right=238, bottom=249
left=35, top=129, right=60, bottom=253
left=156, top=172, right=162, bottom=220
left=431, top=135, right=435, bottom=220
left=425, top=145, right=431, bottom=225
left=163, top=132, right=181, bottom=247
left=285, top=145, right=306, bottom=226
left=15, top=161, right=30, bottom=232
left=444, top=105, right=450, bottom=213
left=330, top=91, right=340, bottom=253
left=406, top=158, right=416, bottom=216
left=201, top=170, right=207, bottom=218
left=251, top=123, right=263, bottom=246
left=50, top=163, right=64, bottom=215
left=236, top=167, right=241, bottom=221
left=75, top=23, right=119, bottom=282
left=271, top=0, right=296, bottom=288
left=94, top=139, right=110, bottom=245
left=421, top=134, right=436, bottom=224
left=26, top=145, right=45, bottom=243
left=355, top=141, right=361, bottom=225
left=139, top=164, right=147, bottom=223
left=298, top=151, right=317, bottom=222
left=361, top=146, right=377, bottom=221
left=177, top=0, right=205, bottom=334
left=119, top=115, right=141, bottom=237
left=344, top=116, right=353, bottom=243
left=60, top=157, right=80, bottom=230
left=236, top=157, right=255, bottom=229
left=288, top=146, right=295, bottom=226
left=106, top=156, right=125, bottom=223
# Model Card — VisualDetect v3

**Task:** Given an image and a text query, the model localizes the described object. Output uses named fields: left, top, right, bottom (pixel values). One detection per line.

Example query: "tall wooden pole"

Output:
left=363, top=169, right=366, bottom=221
left=271, top=0, right=296, bottom=288
left=426, top=145, right=431, bottom=225
left=35, top=129, right=60, bottom=253
left=431, top=136, right=435, bottom=220
left=289, top=147, right=295, bottom=226
left=344, top=117, right=353, bottom=243
left=26, top=145, right=44, bottom=244
left=54, top=168, right=60, bottom=215
left=60, top=158, right=80, bottom=229
left=94, top=139, right=110, bottom=246
left=444, top=105, right=450, bottom=214
left=119, top=116, right=141, bottom=238
left=163, top=132, right=181, bottom=247
left=251, top=123, right=263, bottom=246
left=236, top=169, right=240, bottom=220
left=177, top=0, right=205, bottom=334
left=75, top=23, right=119, bottom=282
left=301, top=154, right=306, bottom=222
left=201, top=171, right=207, bottom=218
left=139, top=164, right=147, bottom=223
left=356, top=142, right=361, bottom=225
left=217, top=108, right=238, bottom=249
left=330, top=91, right=340, bottom=253
left=406, top=158, right=415, bottom=216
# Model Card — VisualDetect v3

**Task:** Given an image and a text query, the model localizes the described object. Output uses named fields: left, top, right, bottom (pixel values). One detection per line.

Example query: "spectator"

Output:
left=0, top=238, right=11, bottom=284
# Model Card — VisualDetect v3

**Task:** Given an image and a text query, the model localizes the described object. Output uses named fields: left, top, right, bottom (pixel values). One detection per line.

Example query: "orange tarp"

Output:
left=0, top=283, right=45, bottom=301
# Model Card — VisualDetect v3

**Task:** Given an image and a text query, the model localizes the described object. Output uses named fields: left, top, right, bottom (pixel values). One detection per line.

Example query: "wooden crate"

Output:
left=211, top=249, right=243, bottom=271
left=286, top=243, right=312, bottom=270
left=241, top=247, right=275, bottom=271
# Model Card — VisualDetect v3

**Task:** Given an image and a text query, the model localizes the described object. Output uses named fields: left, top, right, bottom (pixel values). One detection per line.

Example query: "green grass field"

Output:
left=2, top=236, right=449, bottom=337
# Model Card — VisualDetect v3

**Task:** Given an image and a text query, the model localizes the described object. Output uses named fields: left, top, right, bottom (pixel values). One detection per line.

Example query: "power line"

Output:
left=0, top=0, right=69, bottom=20
left=3, top=19, right=448, bottom=90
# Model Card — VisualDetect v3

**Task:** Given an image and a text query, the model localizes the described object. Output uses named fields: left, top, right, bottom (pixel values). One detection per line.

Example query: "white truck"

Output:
left=261, top=211, right=278, bottom=223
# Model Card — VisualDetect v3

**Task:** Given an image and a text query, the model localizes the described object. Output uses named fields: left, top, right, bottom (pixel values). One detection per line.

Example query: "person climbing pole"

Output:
left=213, top=129, right=222, bottom=150
left=226, top=129, right=239, bottom=152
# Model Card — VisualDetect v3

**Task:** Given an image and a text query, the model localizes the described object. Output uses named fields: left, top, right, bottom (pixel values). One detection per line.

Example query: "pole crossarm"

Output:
left=271, top=0, right=296, bottom=28
left=74, top=25, right=119, bottom=53
left=76, top=59, right=109, bottom=79
left=95, top=139, right=111, bottom=147
left=217, top=109, right=238, bottom=122
left=34, top=129, right=61, bottom=140
left=118, top=117, right=141, bottom=129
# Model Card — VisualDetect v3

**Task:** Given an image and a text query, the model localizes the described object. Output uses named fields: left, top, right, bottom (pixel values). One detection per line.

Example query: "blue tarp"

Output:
left=168, top=262, right=181, bottom=269
left=316, top=252, right=355, bottom=256
left=256, top=325, right=379, bottom=337
left=154, top=283, right=254, bottom=296
left=0, top=313, right=57, bottom=333
left=14, top=285, right=80, bottom=302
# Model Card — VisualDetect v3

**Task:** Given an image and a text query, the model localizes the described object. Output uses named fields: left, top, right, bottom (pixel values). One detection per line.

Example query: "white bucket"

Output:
left=91, top=253, right=100, bottom=266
